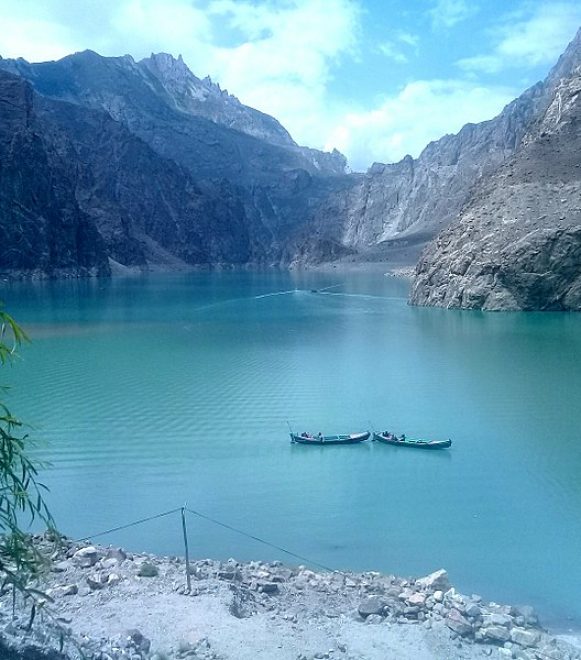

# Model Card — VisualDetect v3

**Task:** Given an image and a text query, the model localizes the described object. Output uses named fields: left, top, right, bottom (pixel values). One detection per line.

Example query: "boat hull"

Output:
left=290, top=432, right=370, bottom=445
left=372, top=433, right=451, bottom=450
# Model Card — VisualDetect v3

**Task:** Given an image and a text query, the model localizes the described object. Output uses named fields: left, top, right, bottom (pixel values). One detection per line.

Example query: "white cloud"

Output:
left=378, top=41, right=408, bottom=64
left=397, top=31, right=420, bottom=48
left=0, top=0, right=360, bottom=159
left=429, top=0, right=476, bottom=29
left=0, top=0, right=566, bottom=173
left=458, top=1, right=581, bottom=73
left=324, top=79, right=516, bottom=171
left=377, top=30, right=420, bottom=64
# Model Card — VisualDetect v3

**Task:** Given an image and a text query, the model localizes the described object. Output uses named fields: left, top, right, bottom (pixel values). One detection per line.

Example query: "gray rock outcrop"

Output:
left=410, top=29, right=581, bottom=311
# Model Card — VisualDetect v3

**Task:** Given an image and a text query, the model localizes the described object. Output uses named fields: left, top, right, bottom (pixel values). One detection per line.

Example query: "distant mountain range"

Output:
left=1, top=30, right=580, bottom=310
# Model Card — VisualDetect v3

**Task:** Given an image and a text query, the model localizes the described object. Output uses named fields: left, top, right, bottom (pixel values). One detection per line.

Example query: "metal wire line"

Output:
left=184, top=506, right=335, bottom=573
left=73, top=507, right=182, bottom=542
left=72, top=505, right=335, bottom=573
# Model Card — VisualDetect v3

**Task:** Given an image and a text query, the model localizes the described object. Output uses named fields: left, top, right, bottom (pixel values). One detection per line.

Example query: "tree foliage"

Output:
left=0, top=306, right=54, bottom=588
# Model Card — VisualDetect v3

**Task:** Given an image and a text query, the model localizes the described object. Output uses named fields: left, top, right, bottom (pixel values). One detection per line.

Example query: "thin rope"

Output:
left=185, top=506, right=335, bottom=572
left=73, top=507, right=182, bottom=542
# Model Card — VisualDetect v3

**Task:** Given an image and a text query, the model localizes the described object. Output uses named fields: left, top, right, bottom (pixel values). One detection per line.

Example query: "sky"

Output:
left=0, top=0, right=579, bottom=171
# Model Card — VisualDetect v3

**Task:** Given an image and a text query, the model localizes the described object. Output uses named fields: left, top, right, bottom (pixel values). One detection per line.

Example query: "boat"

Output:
left=372, top=432, right=451, bottom=450
left=290, top=431, right=370, bottom=445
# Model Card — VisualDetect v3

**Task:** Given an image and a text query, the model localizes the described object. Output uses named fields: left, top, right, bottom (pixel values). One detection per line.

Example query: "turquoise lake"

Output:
left=2, top=270, right=581, bottom=629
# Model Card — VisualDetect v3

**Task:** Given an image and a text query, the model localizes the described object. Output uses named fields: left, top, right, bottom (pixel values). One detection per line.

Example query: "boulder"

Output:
left=464, top=603, right=482, bottom=618
left=407, top=592, right=426, bottom=607
left=445, top=609, right=473, bottom=637
left=416, top=569, right=450, bottom=592
left=48, top=584, right=78, bottom=597
left=86, top=575, right=105, bottom=591
left=365, top=614, right=384, bottom=625
left=99, top=558, right=119, bottom=571
left=106, top=547, right=127, bottom=562
left=73, top=546, right=100, bottom=568
left=513, top=605, right=538, bottom=626
left=257, top=582, right=279, bottom=594
left=358, top=596, right=388, bottom=619
left=481, top=625, right=511, bottom=643
left=482, top=613, right=513, bottom=628
left=510, top=628, right=541, bottom=648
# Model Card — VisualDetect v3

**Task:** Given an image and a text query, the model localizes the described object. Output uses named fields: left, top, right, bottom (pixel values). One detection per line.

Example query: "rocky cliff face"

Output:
left=0, top=52, right=349, bottom=276
left=332, top=30, right=581, bottom=257
left=0, top=69, right=279, bottom=277
left=0, top=72, right=110, bottom=278
left=410, top=31, right=581, bottom=311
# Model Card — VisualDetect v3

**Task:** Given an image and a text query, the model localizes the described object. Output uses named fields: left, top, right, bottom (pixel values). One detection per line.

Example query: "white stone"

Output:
left=415, top=569, right=450, bottom=592
left=407, top=592, right=426, bottom=607
left=73, top=546, right=100, bottom=568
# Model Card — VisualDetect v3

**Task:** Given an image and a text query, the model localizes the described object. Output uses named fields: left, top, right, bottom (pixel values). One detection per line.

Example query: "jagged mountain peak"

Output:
left=141, top=51, right=231, bottom=98
left=139, top=51, right=295, bottom=147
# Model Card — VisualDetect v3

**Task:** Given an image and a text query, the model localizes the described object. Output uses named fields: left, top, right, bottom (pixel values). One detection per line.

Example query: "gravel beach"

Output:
left=1, top=535, right=580, bottom=660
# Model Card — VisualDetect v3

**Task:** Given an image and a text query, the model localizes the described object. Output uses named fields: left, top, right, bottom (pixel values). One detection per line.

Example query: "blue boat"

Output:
left=290, top=431, right=370, bottom=445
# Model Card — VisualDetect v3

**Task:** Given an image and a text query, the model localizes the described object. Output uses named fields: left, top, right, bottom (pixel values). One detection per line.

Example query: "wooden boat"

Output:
left=372, top=432, right=451, bottom=450
left=290, top=431, right=370, bottom=445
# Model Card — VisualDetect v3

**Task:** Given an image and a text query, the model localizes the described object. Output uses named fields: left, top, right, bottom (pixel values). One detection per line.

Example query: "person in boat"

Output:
left=318, top=432, right=323, bottom=440
left=400, top=433, right=406, bottom=442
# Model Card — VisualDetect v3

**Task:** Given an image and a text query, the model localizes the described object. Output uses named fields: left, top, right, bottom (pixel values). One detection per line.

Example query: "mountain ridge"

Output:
left=1, top=32, right=579, bottom=281
left=410, top=29, right=581, bottom=311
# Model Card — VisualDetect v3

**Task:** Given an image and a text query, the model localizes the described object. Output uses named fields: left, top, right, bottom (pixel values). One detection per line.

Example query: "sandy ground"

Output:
left=64, top=582, right=492, bottom=660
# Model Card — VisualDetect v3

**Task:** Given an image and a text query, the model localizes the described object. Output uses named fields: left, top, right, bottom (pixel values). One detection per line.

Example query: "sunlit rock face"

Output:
left=410, top=30, right=581, bottom=311
left=332, top=30, right=581, bottom=259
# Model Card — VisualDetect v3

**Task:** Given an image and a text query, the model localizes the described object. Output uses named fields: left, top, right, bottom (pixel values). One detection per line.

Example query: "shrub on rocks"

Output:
left=138, top=562, right=159, bottom=577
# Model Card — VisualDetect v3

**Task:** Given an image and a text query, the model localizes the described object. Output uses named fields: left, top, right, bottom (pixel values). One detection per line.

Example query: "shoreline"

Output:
left=0, top=258, right=416, bottom=285
left=1, top=535, right=580, bottom=660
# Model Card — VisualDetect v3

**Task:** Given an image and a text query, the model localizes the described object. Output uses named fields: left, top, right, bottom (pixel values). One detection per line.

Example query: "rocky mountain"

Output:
left=0, top=68, right=282, bottom=277
left=0, top=71, right=109, bottom=277
left=0, top=32, right=579, bottom=280
left=317, top=30, right=581, bottom=264
left=0, top=51, right=350, bottom=277
left=410, top=30, right=581, bottom=311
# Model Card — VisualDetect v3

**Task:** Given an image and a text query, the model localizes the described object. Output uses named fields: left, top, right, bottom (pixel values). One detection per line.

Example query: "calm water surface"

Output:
left=3, top=271, right=581, bottom=629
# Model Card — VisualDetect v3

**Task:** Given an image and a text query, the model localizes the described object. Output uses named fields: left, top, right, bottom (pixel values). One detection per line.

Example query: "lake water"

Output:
left=2, top=270, right=581, bottom=629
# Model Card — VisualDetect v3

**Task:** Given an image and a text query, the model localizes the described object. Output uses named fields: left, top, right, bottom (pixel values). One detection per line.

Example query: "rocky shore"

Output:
left=0, top=535, right=579, bottom=660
